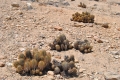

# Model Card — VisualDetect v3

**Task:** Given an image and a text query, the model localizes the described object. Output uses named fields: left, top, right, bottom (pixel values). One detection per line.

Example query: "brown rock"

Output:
left=11, top=2, right=20, bottom=7
left=0, top=62, right=5, bottom=67
left=97, top=39, right=103, bottom=43
left=117, top=28, right=120, bottom=31
left=54, top=26, right=63, bottom=31
left=102, top=23, right=109, bottom=28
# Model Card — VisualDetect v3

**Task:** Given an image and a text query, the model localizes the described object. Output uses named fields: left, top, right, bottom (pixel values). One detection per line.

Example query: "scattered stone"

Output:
left=6, top=62, right=12, bottom=67
left=102, top=23, right=109, bottom=28
left=117, top=28, right=120, bottom=31
left=55, top=56, right=61, bottom=59
left=72, top=22, right=85, bottom=27
left=104, top=72, right=120, bottom=80
left=79, top=68, right=86, bottom=73
left=26, top=2, right=33, bottom=10
left=6, top=16, right=11, bottom=20
left=19, top=48, right=25, bottom=52
left=0, top=62, right=5, bottom=67
left=97, top=39, right=103, bottom=43
left=47, top=71, right=54, bottom=76
left=110, top=50, right=120, bottom=55
left=11, top=2, right=20, bottom=7
left=114, top=55, right=119, bottom=59
left=62, top=1, right=70, bottom=6
left=54, top=26, right=63, bottom=31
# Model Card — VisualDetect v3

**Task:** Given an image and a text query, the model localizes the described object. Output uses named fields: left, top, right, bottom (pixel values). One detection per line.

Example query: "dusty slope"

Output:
left=0, top=0, right=120, bottom=80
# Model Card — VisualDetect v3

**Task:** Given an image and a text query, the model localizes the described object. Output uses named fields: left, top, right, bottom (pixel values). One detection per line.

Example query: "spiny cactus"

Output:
left=78, top=2, right=86, bottom=8
left=52, top=55, right=77, bottom=77
left=18, top=53, right=26, bottom=60
left=30, top=70, right=36, bottom=75
left=30, top=59, right=37, bottom=69
left=24, top=49, right=32, bottom=59
left=61, top=61, right=69, bottom=71
left=71, top=12, right=95, bottom=23
left=68, top=67, right=77, bottom=76
left=13, top=48, right=52, bottom=76
left=54, top=67, right=60, bottom=74
left=18, top=59, right=25, bottom=66
left=16, top=65, right=23, bottom=74
left=38, top=61, right=45, bottom=71
left=49, top=34, right=73, bottom=51
left=74, top=39, right=93, bottom=53
left=24, top=60, right=31, bottom=72
left=69, top=61, right=75, bottom=68
left=13, top=61, right=19, bottom=68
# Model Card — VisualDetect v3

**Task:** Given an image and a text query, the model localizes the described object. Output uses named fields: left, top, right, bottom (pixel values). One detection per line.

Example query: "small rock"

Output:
left=0, top=62, right=5, bottom=67
left=6, top=62, right=12, bottom=67
left=6, top=16, right=11, bottom=20
left=27, top=2, right=33, bottom=10
left=114, top=55, right=119, bottom=59
left=54, top=26, right=63, bottom=31
left=104, top=72, right=120, bottom=80
left=79, top=68, right=86, bottom=73
left=117, top=28, right=120, bottom=31
left=73, top=22, right=85, bottom=27
left=75, top=60, right=79, bottom=63
left=55, top=56, right=61, bottom=59
left=110, top=51, right=120, bottom=55
left=97, top=39, right=103, bottom=43
left=62, top=1, right=70, bottom=6
left=11, top=2, right=20, bottom=7
left=19, top=48, right=25, bottom=52
left=102, top=23, right=109, bottom=28
left=47, top=71, right=54, bottom=76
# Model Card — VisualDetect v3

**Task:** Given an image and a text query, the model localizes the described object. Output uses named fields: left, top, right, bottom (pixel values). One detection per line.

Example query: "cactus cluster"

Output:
left=52, top=55, right=77, bottom=77
left=74, top=40, right=93, bottom=53
left=78, top=2, right=86, bottom=8
left=13, top=48, right=51, bottom=75
left=71, top=12, right=95, bottom=23
left=49, top=34, right=73, bottom=51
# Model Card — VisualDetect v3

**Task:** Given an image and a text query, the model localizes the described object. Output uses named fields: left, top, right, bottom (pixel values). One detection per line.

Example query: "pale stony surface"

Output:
left=0, top=0, right=120, bottom=80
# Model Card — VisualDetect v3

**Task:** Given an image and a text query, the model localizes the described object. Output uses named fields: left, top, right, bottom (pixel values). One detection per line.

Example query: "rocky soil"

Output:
left=0, top=0, right=120, bottom=80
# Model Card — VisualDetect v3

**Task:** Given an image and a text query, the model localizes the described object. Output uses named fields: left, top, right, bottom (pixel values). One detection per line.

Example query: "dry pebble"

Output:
left=0, top=62, right=5, bottom=67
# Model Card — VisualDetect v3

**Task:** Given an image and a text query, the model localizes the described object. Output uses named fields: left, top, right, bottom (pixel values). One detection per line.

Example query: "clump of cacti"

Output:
left=71, top=12, right=95, bottom=23
left=52, top=55, right=77, bottom=77
left=13, top=48, right=51, bottom=75
left=49, top=34, right=73, bottom=51
left=74, top=40, right=93, bottom=53
left=78, top=2, right=86, bottom=8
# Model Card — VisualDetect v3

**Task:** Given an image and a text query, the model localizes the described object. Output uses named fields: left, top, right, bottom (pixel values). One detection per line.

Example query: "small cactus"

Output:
left=30, top=59, right=37, bottom=69
left=54, top=67, right=60, bottom=74
left=71, top=12, right=95, bottom=23
left=16, top=65, right=23, bottom=74
left=62, top=61, right=69, bottom=71
left=18, top=59, right=25, bottom=66
left=55, top=45, right=61, bottom=51
left=24, top=49, right=32, bottom=59
left=18, top=53, right=26, bottom=60
left=24, top=61, right=31, bottom=72
left=38, top=61, right=45, bottom=71
left=30, top=70, right=36, bottom=75
left=49, top=34, right=73, bottom=51
left=74, top=40, right=93, bottom=53
left=69, top=61, right=75, bottom=68
left=13, top=61, right=19, bottom=68
left=78, top=2, right=86, bottom=8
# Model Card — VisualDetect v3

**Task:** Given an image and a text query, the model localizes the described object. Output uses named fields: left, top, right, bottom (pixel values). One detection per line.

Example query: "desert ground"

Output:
left=0, top=0, right=120, bottom=80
